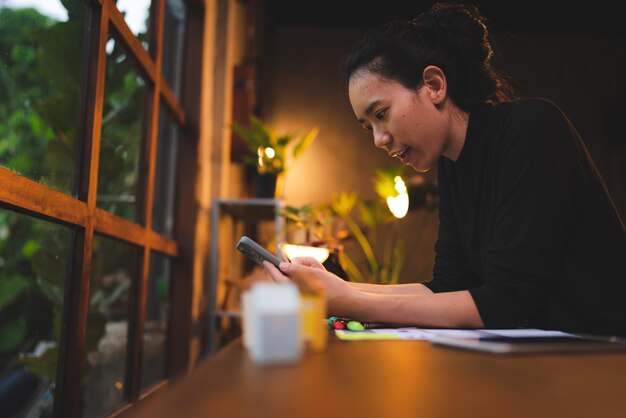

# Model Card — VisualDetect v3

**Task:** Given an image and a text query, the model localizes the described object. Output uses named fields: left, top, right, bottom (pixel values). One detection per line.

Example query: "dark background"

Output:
left=248, top=1, right=625, bottom=281
left=267, top=0, right=622, bottom=34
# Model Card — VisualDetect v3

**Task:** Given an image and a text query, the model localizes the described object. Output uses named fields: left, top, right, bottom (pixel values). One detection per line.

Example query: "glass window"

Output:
left=97, top=34, right=151, bottom=222
left=141, top=251, right=170, bottom=391
left=0, top=209, right=73, bottom=417
left=82, top=235, right=140, bottom=418
left=152, top=105, right=179, bottom=237
left=161, top=0, right=186, bottom=99
left=0, top=1, right=85, bottom=194
left=115, top=0, right=152, bottom=52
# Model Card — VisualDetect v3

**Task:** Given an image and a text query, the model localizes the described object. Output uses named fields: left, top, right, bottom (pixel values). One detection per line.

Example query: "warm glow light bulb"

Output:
left=387, top=194, right=409, bottom=218
left=280, top=243, right=330, bottom=263
left=394, top=176, right=407, bottom=193
left=264, top=147, right=275, bottom=159
left=387, top=176, right=409, bottom=218
left=257, top=147, right=265, bottom=167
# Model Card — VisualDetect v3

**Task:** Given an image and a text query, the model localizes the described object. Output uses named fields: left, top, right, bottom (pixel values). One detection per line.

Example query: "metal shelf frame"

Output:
left=208, top=198, right=284, bottom=353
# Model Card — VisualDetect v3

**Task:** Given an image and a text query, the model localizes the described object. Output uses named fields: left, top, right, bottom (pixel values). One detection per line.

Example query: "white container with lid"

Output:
left=244, top=282, right=302, bottom=365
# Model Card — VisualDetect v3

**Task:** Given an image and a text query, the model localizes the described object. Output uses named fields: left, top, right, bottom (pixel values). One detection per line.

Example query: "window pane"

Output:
left=0, top=209, right=73, bottom=417
left=141, top=252, right=170, bottom=391
left=97, top=35, right=150, bottom=222
left=152, top=106, right=179, bottom=237
left=115, top=0, right=152, bottom=52
left=162, top=0, right=186, bottom=99
left=0, top=1, right=85, bottom=194
left=82, top=235, right=140, bottom=418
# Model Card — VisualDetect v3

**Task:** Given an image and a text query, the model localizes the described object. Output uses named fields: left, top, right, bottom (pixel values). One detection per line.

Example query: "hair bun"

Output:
left=344, top=1, right=517, bottom=110
left=427, top=3, right=493, bottom=64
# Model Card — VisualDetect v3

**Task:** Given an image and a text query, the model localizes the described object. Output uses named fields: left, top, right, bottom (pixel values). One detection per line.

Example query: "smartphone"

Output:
left=236, top=236, right=282, bottom=268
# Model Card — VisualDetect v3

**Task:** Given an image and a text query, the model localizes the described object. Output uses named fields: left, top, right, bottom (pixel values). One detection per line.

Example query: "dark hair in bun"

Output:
left=344, top=2, right=517, bottom=111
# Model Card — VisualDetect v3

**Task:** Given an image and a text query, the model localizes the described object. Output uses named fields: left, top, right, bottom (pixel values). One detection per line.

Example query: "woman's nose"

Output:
left=373, top=129, right=391, bottom=150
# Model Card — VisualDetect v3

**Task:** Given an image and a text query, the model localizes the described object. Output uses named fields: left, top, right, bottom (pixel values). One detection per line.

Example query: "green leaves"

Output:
left=373, top=165, right=406, bottom=199
left=288, top=170, right=415, bottom=284
left=330, top=191, right=358, bottom=217
left=231, top=115, right=318, bottom=174
left=0, top=7, right=82, bottom=193
left=0, top=316, right=27, bottom=353
left=293, top=126, right=319, bottom=159
left=231, top=115, right=274, bottom=151
left=0, top=277, right=30, bottom=311
left=20, top=346, right=59, bottom=381
left=281, top=203, right=334, bottom=244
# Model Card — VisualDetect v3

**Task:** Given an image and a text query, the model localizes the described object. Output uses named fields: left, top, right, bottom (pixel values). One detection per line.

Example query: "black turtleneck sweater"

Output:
left=425, top=98, right=626, bottom=336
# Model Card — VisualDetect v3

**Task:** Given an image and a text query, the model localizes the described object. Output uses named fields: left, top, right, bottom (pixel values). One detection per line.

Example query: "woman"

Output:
left=265, top=2, right=626, bottom=336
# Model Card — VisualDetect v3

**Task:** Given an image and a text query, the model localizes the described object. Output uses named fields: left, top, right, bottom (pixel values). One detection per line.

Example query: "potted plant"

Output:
left=279, top=168, right=438, bottom=284
left=231, top=115, right=319, bottom=198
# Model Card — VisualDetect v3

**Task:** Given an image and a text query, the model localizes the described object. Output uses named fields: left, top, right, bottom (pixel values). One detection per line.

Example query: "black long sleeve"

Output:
left=425, top=98, right=626, bottom=336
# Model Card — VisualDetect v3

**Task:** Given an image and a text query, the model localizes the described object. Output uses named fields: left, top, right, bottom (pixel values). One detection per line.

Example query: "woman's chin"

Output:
left=408, top=160, right=432, bottom=173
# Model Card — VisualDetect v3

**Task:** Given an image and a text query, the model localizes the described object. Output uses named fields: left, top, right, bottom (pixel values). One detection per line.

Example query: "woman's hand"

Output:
left=290, top=256, right=326, bottom=270
left=263, top=260, right=360, bottom=317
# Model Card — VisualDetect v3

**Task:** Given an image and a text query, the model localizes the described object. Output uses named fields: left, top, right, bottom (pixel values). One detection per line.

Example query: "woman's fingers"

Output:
left=276, top=262, right=326, bottom=295
left=290, top=256, right=326, bottom=270
left=265, top=261, right=357, bottom=317
left=262, top=261, right=290, bottom=284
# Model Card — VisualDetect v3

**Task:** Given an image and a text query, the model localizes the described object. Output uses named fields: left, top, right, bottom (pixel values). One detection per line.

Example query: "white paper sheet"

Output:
left=335, top=328, right=575, bottom=341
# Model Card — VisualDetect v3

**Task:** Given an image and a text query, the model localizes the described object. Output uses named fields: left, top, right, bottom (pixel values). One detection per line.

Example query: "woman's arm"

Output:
left=349, top=289, right=484, bottom=328
left=285, top=257, right=435, bottom=295
left=264, top=261, right=484, bottom=329
left=348, top=281, right=434, bottom=295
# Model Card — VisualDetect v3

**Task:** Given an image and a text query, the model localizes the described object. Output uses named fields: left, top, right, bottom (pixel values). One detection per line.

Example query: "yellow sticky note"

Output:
left=335, top=330, right=401, bottom=341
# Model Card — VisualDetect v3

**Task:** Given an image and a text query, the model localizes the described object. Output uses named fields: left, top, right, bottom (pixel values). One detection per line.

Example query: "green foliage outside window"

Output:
left=0, top=2, right=151, bottom=413
left=0, top=6, right=81, bottom=193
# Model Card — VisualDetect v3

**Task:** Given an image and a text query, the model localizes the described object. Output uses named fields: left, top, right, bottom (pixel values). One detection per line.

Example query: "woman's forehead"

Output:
left=349, top=72, right=408, bottom=106
left=349, top=72, right=388, bottom=98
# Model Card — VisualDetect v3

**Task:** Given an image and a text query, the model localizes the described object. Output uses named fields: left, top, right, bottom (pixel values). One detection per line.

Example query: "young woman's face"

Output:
left=348, top=70, right=450, bottom=172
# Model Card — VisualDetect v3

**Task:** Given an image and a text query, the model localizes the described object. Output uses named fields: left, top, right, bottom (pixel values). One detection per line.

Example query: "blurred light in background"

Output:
left=280, top=243, right=330, bottom=263
left=386, top=176, right=409, bottom=219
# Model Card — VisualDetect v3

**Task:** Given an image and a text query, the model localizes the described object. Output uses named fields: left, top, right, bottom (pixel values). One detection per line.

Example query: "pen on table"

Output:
left=362, top=322, right=407, bottom=329
left=346, top=321, right=406, bottom=331
left=328, top=317, right=407, bottom=331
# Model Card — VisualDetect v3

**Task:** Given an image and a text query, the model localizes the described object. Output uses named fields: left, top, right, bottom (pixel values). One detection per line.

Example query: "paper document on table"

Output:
left=334, top=328, right=575, bottom=341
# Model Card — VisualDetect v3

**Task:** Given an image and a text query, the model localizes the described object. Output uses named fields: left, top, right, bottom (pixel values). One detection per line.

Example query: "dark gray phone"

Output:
left=235, top=236, right=282, bottom=268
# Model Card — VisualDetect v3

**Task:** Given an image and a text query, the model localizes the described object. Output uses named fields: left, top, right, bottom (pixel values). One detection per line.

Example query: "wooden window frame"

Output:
left=0, top=0, right=203, bottom=416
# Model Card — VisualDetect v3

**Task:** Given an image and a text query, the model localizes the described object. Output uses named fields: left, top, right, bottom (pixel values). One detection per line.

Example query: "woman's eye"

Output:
left=363, top=125, right=372, bottom=132
left=375, top=109, right=387, bottom=120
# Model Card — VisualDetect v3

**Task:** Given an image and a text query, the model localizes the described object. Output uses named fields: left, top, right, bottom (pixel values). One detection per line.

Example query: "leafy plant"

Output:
left=329, top=191, right=404, bottom=284
left=373, top=165, right=408, bottom=201
left=281, top=169, right=437, bottom=285
left=280, top=190, right=403, bottom=284
left=280, top=203, right=342, bottom=246
left=231, top=115, right=319, bottom=175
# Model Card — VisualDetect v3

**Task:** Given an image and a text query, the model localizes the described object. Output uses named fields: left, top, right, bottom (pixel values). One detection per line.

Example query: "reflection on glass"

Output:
left=115, top=0, right=151, bottom=51
left=0, top=0, right=85, bottom=194
left=82, top=235, right=140, bottom=418
left=0, top=208, right=73, bottom=417
left=152, top=106, right=179, bottom=237
left=141, top=252, right=170, bottom=391
left=97, top=35, right=150, bottom=222
left=162, top=0, right=186, bottom=98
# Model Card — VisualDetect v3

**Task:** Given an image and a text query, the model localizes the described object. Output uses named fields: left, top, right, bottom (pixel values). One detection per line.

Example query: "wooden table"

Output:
left=123, top=335, right=626, bottom=418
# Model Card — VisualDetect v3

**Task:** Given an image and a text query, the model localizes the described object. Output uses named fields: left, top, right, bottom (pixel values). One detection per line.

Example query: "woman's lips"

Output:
left=399, top=147, right=410, bottom=163
left=390, top=146, right=410, bottom=163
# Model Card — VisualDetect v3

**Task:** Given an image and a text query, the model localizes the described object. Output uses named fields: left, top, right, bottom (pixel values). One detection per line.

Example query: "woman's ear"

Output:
left=422, top=65, right=447, bottom=105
